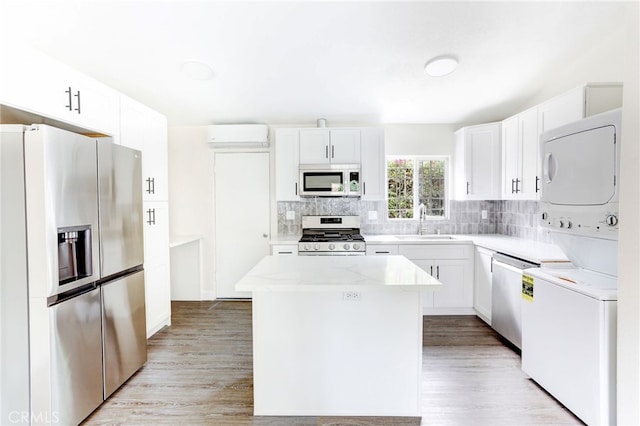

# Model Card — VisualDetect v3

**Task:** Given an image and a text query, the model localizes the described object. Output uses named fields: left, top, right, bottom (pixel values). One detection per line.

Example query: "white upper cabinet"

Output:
left=499, top=83, right=622, bottom=201
left=360, top=128, right=386, bottom=201
left=538, top=83, right=623, bottom=134
left=502, top=107, right=539, bottom=200
left=119, top=95, right=169, bottom=202
left=299, top=128, right=361, bottom=164
left=274, top=128, right=300, bottom=201
left=454, top=122, right=502, bottom=200
left=0, top=44, right=119, bottom=136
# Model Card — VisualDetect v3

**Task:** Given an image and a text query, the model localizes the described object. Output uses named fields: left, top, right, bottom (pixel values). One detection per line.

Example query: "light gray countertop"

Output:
left=235, top=255, right=441, bottom=292
left=365, top=234, right=568, bottom=263
left=271, top=233, right=569, bottom=264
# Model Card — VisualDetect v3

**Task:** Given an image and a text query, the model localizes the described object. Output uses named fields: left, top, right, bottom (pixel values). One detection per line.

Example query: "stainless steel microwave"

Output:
left=299, top=164, right=361, bottom=197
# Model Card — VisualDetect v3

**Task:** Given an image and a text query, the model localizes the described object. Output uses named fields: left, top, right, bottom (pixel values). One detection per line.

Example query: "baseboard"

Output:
left=423, top=307, right=476, bottom=316
left=146, top=313, right=171, bottom=338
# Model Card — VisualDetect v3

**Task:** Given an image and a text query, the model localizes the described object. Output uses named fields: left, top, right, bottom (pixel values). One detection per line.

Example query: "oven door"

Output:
left=300, top=169, right=346, bottom=196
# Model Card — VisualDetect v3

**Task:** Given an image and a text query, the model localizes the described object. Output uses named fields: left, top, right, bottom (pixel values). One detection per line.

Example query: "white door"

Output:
left=214, top=152, right=270, bottom=298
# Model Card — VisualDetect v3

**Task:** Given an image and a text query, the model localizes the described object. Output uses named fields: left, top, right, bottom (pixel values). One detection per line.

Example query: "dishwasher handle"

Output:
left=492, top=252, right=540, bottom=270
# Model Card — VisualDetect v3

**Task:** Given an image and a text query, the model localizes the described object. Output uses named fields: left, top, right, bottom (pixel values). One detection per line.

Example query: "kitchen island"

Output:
left=235, top=255, right=441, bottom=417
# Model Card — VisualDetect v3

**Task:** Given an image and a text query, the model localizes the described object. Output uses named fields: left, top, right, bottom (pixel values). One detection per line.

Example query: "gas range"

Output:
left=298, top=216, right=366, bottom=255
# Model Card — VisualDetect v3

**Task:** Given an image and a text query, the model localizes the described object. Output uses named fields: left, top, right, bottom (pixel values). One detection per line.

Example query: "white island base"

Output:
left=236, top=255, right=441, bottom=417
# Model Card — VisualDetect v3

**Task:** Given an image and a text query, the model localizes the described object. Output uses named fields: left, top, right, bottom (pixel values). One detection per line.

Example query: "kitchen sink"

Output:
left=394, top=235, right=454, bottom=240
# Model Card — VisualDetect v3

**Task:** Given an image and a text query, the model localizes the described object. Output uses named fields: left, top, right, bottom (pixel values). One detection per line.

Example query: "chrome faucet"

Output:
left=418, top=203, right=427, bottom=235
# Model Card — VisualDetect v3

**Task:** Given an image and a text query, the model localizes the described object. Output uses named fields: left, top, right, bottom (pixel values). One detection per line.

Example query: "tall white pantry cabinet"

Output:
left=0, top=43, right=172, bottom=338
left=119, top=95, right=172, bottom=337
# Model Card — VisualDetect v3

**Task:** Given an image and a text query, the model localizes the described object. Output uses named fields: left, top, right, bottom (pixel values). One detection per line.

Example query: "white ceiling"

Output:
left=0, top=1, right=631, bottom=126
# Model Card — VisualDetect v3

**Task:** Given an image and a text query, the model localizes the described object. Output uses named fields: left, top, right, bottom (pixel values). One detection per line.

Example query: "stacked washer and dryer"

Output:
left=522, top=108, right=621, bottom=425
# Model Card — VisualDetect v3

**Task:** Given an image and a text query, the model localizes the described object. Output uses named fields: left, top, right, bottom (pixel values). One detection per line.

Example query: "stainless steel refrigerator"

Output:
left=0, top=124, right=146, bottom=425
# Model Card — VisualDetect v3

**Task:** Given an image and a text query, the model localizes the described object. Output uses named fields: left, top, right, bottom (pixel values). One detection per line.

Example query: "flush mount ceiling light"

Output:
left=181, top=60, right=214, bottom=80
left=424, top=55, right=458, bottom=77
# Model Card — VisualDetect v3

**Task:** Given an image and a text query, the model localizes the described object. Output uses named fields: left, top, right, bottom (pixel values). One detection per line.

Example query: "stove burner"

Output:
left=298, top=216, right=366, bottom=255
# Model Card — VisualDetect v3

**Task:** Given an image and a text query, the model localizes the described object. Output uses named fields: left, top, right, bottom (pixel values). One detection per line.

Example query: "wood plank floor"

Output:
left=83, top=301, right=582, bottom=426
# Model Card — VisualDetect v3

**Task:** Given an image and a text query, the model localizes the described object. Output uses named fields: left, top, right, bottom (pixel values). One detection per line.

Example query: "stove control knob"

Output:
left=343, top=243, right=351, bottom=250
left=606, top=215, right=618, bottom=226
left=303, top=244, right=311, bottom=251
left=313, top=244, right=320, bottom=251
left=558, top=220, right=565, bottom=228
left=353, top=243, right=361, bottom=251
left=566, top=221, right=573, bottom=229
left=541, top=212, right=548, bottom=221
left=328, top=243, right=336, bottom=251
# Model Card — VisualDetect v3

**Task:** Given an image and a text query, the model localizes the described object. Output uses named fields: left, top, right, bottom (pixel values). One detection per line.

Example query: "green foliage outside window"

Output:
left=387, top=157, right=447, bottom=219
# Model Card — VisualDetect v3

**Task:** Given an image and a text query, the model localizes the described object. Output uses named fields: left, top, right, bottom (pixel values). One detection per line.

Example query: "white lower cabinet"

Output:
left=365, top=244, right=399, bottom=256
left=142, top=200, right=171, bottom=337
left=473, top=246, right=494, bottom=325
left=397, top=244, right=474, bottom=314
left=271, top=244, right=299, bottom=255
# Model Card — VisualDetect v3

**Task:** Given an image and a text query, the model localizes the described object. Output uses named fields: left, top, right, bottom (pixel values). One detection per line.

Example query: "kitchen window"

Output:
left=387, top=157, right=448, bottom=219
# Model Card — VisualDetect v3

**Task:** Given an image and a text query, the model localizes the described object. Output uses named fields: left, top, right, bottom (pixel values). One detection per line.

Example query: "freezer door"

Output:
left=97, top=140, right=144, bottom=276
left=24, top=125, right=101, bottom=297
left=102, top=270, right=147, bottom=397
left=50, top=286, right=104, bottom=425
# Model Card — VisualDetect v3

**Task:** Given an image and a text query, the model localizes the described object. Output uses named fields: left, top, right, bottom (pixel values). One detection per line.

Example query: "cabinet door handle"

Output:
left=65, top=87, right=73, bottom=111
left=146, top=177, right=155, bottom=195
left=535, top=176, right=540, bottom=193
left=466, top=181, right=470, bottom=195
left=73, top=90, right=81, bottom=114
left=515, top=178, right=521, bottom=193
left=146, top=208, right=156, bottom=225
left=430, top=266, right=433, bottom=276
left=295, top=182, right=298, bottom=196
left=511, top=179, right=515, bottom=194
left=325, top=146, right=329, bottom=159
left=376, top=251, right=390, bottom=254
left=331, top=145, right=334, bottom=159
left=363, top=182, right=366, bottom=195
left=436, top=265, right=440, bottom=279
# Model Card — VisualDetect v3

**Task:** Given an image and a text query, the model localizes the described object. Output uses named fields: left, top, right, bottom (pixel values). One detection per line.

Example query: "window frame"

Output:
left=386, top=155, right=450, bottom=221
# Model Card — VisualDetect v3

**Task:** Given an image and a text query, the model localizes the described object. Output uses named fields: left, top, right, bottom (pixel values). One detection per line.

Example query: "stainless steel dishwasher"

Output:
left=491, top=252, right=540, bottom=350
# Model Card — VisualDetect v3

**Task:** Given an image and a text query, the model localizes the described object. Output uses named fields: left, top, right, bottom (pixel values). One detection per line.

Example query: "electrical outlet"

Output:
left=342, top=291, right=362, bottom=301
left=481, top=210, right=488, bottom=220
left=285, top=210, right=295, bottom=220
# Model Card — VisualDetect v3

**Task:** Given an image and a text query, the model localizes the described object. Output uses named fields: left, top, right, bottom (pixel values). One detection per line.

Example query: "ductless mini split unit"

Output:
left=206, top=124, right=269, bottom=148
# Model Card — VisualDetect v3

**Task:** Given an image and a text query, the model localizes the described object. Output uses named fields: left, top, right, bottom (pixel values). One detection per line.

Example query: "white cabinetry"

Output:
left=360, top=128, right=386, bottom=201
left=453, top=123, right=501, bottom=200
left=299, top=128, right=361, bottom=164
left=473, top=246, right=494, bottom=325
left=274, top=128, right=300, bottom=201
left=398, top=244, right=474, bottom=314
left=119, top=95, right=169, bottom=201
left=365, top=244, right=399, bottom=256
left=0, top=44, right=119, bottom=135
left=271, top=244, right=299, bottom=256
left=275, top=126, right=383, bottom=201
left=119, top=95, right=171, bottom=337
left=537, top=84, right=622, bottom=135
left=501, top=107, right=539, bottom=200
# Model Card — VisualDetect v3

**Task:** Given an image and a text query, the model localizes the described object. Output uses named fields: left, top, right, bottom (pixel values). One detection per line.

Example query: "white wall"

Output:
left=617, top=3, right=640, bottom=423
left=383, top=124, right=456, bottom=156
left=517, top=15, right=627, bottom=114
left=167, top=126, right=215, bottom=299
